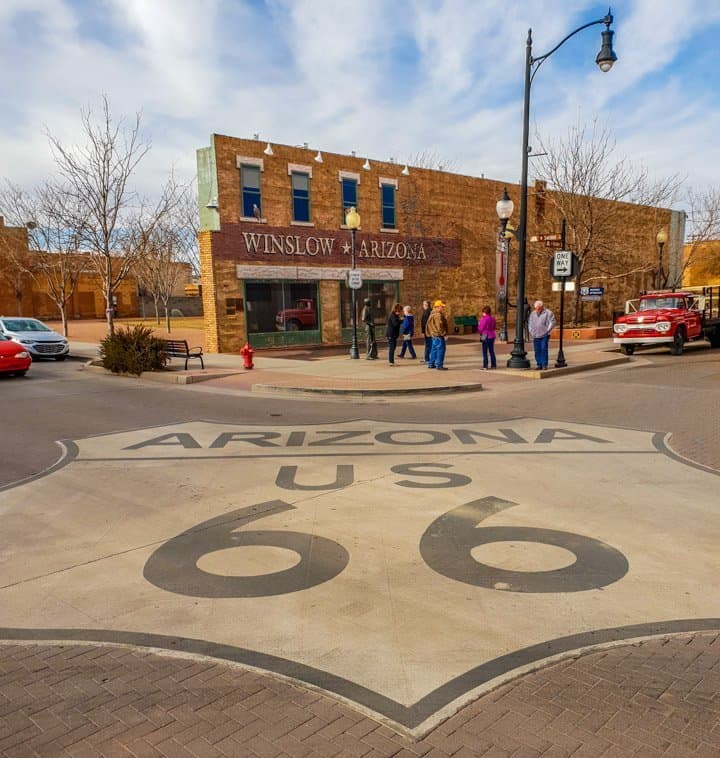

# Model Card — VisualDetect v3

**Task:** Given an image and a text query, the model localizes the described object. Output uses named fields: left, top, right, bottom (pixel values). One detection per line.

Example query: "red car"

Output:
left=0, top=335, right=31, bottom=377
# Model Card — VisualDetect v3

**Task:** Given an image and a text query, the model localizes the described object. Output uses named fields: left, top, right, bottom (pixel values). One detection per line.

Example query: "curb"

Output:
left=251, top=382, right=484, bottom=398
left=81, top=363, right=244, bottom=384
left=495, top=355, right=630, bottom=379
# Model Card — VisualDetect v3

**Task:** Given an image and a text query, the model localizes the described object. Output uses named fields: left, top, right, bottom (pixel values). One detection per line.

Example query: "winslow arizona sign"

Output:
left=211, top=222, right=462, bottom=267
left=0, top=419, right=718, bottom=735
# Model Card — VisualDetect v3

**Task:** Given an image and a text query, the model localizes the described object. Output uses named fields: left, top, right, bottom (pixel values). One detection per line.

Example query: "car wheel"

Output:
left=670, top=328, right=685, bottom=355
left=55, top=355, right=67, bottom=361
left=620, top=344, right=635, bottom=356
left=15, top=370, right=28, bottom=377
left=286, top=320, right=302, bottom=332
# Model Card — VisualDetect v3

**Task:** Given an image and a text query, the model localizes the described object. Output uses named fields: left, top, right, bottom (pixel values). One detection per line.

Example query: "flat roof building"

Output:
left=197, top=135, right=683, bottom=353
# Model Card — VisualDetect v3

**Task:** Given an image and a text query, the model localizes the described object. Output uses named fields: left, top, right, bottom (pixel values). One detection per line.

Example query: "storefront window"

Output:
left=340, top=281, right=399, bottom=329
left=245, top=281, right=319, bottom=334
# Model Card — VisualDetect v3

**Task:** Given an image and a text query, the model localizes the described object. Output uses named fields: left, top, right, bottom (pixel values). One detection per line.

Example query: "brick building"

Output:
left=197, top=135, right=684, bottom=353
left=0, top=217, right=138, bottom=320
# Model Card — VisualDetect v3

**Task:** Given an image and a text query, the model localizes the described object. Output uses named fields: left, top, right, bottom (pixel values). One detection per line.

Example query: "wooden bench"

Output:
left=161, top=339, right=204, bottom=370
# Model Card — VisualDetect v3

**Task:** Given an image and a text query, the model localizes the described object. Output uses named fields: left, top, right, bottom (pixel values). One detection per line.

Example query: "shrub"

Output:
left=100, top=325, right=167, bottom=375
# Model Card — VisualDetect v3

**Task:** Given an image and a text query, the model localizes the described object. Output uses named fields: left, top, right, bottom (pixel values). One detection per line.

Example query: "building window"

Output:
left=291, top=172, right=311, bottom=223
left=245, top=281, right=319, bottom=334
left=341, top=177, right=358, bottom=223
left=340, top=281, right=399, bottom=330
left=381, top=183, right=396, bottom=229
left=241, top=164, right=262, bottom=218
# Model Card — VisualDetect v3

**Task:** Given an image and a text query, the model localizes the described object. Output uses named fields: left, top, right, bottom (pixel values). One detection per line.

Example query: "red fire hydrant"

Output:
left=240, top=342, right=254, bottom=370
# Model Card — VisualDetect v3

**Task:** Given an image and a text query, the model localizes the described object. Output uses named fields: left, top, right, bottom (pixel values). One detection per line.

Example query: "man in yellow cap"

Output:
left=426, top=300, right=449, bottom=370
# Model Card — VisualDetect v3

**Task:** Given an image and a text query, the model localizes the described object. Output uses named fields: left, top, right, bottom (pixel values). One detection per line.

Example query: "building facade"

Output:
left=0, top=218, right=138, bottom=320
left=197, top=135, right=684, bottom=353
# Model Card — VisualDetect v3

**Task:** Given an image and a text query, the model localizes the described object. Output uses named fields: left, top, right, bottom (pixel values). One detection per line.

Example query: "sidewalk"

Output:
left=72, top=338, right=629, bottom=396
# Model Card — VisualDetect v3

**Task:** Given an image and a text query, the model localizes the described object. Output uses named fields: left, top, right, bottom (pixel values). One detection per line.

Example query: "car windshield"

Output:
left=639, top=297, right=683, bottom=311
left=1, top=318, right=52, bottom=332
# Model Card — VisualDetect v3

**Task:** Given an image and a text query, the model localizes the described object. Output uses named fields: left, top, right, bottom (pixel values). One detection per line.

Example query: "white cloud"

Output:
left=0, top=0, right=718, bottom=205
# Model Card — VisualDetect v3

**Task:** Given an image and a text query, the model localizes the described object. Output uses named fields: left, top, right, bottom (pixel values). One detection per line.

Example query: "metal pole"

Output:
left=507, top=29, right=532, bottom=369
left=656, top=242, right=664, bottom=289
left=349, top=228, right=359, bottom=359
left=555, top=218, right=568, bottom=368
left=502, top=235, right=510, bottom=342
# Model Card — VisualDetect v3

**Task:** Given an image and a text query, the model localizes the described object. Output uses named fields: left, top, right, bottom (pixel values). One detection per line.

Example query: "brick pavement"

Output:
left=1, top=632, right=718, bottom=757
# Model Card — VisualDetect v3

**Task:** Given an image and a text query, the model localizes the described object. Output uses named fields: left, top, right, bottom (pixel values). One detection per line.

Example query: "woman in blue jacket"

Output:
left=399, top=305, right=417, bottom=359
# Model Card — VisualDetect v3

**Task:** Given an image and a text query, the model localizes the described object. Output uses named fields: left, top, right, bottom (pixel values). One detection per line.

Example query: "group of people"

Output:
left=361, top=298, right=450, bottom=369
left=360, top=297, right=556, bottom=371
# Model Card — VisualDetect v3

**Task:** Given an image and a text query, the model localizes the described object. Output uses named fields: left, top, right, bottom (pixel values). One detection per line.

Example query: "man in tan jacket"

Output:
left=426, top=300, right=449, bottom=370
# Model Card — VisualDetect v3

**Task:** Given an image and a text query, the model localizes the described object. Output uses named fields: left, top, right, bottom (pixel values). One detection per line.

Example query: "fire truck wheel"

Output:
left=620, top=344, right=635, bottom=356
left=286, top=319, right=302, bottom=331
left=670, top=328, right=685, bottom=355
left=709, top=326, right=720, bottom=348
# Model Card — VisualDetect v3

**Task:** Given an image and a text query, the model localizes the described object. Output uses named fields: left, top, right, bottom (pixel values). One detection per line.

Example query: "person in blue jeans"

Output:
left=477, top=305, right=497, bottom=369
left=426, top=300, right=449, bottom=370
left=386, top=303, right=403, bottom=365
left=528, top=299, right=556, bottom=370
left=398, top=305, right=417, bottom=358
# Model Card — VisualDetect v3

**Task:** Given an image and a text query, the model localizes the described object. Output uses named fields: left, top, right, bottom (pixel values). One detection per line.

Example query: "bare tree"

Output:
left=536, top=121, right=682, bottom=322
left=0, top=216, right=34, bottom=316
left=0, top=181, right=88, bottom=335
left=45, top=96, right=153, bottom=333
left=133, top=177, right=196, bottom=332
left=678, top=186, right=720, bottom=287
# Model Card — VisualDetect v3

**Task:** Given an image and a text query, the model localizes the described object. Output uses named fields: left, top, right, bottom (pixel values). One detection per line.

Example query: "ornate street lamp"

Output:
left=345, top=207, right=361, bottom=359
left=656, top=228, right=668, bottom=289
left=507, top=11, right=617, bottom=369
left=495, top=188, right=515, bottom=342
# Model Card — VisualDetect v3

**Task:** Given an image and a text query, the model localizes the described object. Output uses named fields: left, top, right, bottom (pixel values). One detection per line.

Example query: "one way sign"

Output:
left=552, top=250, right=574, bottom=278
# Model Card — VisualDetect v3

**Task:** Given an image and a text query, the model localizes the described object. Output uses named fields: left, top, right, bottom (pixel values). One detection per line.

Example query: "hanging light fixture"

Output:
left=263, top=142, right=274, bottom=156
left=401, top=165, right=410, bottom=176
left=362, top=159, right=371, bottom=170
left=314, top=151, right=323, bottom=163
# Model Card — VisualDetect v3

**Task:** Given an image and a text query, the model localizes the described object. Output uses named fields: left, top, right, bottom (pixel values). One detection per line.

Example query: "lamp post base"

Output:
left=349, top=344, right=359, bottom=359
left=507, top=340, right=531, bottom=369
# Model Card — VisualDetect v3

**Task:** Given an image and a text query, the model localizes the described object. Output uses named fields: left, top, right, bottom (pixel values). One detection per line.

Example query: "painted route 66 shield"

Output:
left=1, top=419, right=718, bottom=731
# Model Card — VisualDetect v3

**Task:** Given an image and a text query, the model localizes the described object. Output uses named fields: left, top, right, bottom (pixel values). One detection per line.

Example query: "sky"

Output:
left=0, top=0, right=719, bottom=206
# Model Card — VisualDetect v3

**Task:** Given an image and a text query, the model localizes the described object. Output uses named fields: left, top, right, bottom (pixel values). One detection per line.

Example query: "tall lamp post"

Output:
left=507, top=11, right=618, bottom=369
left=656, top=228, right=668, bottom=289
left=496, top=188, right=515, bottom=342
left=345, top=207, right=361, bottom=359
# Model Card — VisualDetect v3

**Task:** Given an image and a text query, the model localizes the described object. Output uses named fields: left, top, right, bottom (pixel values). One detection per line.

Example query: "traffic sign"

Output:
left=347, top=269, right=363, bottom=289
left=552, top=250, right=573, bottom=277
left=579, top=287, right=605, bottom=297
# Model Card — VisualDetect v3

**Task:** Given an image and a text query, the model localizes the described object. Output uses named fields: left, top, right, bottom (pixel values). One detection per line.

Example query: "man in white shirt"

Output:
left=528, top=300, right=556, bottom=370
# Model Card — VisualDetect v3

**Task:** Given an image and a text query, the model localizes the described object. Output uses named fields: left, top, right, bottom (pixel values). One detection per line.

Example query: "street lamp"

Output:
left=345, top=206, right=361, bottom=359
left=496, top=188, right=515, bottom=342
left=507, top=11, right=617, bottom=369
left=656, top=228, right=668, bottom=289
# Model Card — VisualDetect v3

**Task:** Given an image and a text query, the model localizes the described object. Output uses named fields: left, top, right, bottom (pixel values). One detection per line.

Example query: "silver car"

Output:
left=0, top=317, right=70, bottom=360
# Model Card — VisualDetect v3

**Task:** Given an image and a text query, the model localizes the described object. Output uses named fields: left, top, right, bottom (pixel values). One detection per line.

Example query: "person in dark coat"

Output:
left=386, top=303, right=403, bottom=365
left=420, top=299, right=432, bottom=363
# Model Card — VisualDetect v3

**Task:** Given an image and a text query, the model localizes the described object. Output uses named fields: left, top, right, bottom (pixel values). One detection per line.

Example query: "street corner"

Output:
left=1, top=418, right=719, bottom=730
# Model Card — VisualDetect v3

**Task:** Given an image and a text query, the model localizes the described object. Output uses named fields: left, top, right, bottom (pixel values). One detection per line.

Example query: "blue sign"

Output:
left=580, top=287, right=604, bottom=297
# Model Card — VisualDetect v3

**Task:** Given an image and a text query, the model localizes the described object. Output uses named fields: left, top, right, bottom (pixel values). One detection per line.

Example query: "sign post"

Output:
left=554, top=220, right=568, bottom=368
